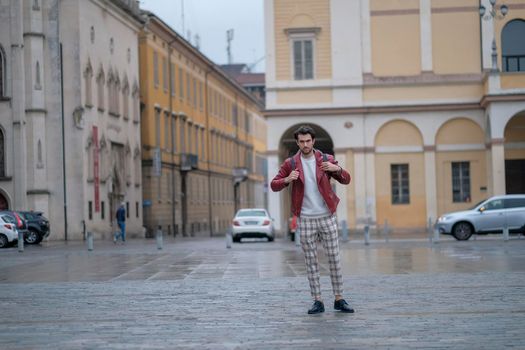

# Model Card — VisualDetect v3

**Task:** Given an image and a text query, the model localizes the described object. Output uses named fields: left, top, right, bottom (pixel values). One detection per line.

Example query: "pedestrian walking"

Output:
left=271, top=125, right=354, bottom=314
left=114, top=202, right=126, bottom=243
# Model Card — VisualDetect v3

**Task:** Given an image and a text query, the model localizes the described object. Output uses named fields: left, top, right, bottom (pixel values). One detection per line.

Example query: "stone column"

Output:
left=334, top=151, right=348, bottom=223
left=11, top=0, right=27, bottom=210
left=365, top=149, right=377, bottom=223
left=419, top=0, right=433, bottom=72
left=424, top=145, right=437, bottom=223
left=490, top=139, right=506, bottom=195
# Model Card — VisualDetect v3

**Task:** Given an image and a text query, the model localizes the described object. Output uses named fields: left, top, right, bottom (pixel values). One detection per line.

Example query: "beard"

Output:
left=300, top=147, right=313, bottom=156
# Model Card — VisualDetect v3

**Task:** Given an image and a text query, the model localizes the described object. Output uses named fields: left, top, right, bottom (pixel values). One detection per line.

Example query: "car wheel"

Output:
left=452, top=222, right=474, bottom=241
left=268, top=236, right=274, bottom=242
left=0, top=234, right=8, bottom=248
left=233, top=237, right=241, bottom=243
left=24, top=229, right=42, bottom=244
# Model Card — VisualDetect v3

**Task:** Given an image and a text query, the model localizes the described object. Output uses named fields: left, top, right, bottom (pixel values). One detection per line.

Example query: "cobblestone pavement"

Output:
left=1, top=235, right=524, bottom=349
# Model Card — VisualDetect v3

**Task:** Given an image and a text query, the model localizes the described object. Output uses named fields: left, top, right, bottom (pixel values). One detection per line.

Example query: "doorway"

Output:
left=505, top=159, right=525, bottom=194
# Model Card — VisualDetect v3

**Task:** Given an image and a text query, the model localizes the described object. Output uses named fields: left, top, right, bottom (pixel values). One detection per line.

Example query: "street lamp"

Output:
left=479, top=0, right=509, bottom=72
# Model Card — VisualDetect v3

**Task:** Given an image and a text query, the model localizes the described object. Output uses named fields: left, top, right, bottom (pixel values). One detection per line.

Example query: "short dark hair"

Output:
left=293, top=125, right=316, bottom=140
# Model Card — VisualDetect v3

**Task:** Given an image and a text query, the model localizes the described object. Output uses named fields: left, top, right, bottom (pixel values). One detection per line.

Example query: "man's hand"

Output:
left=285, top=169, right=300, bottom=183
left=321, top=162, right=341, bottom=173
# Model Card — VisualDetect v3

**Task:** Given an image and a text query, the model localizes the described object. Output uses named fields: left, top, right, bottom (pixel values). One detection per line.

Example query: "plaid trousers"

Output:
left=299, top=214, right=343, bottom=299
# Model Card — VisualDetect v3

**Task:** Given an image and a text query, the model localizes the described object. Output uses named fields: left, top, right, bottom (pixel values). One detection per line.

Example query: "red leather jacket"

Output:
left=271, top=150, right=351, bottom=217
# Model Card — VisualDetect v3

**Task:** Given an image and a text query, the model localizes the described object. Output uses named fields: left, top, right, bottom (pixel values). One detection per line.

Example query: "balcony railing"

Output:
left=503, top=55, right=525, bottom=72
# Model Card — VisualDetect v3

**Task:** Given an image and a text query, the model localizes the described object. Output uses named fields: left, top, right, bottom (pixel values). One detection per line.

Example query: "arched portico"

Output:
left=504, top=111, right=525, bottom=194
left=486, top=102, right=525, bottom=195
left=268, top=123, right=336, bottom=234
left=0, top=190, right=9, bottom=210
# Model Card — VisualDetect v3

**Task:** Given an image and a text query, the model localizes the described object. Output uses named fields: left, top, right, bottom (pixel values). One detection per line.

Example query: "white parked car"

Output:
left=435, top=194, right=525, bottom=240
left=232, top=208, right=275, bottom=243
left=0, top=214, right=19, bottom=248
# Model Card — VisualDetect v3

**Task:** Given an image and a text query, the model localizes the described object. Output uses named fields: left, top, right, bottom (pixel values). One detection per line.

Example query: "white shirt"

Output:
left=300, top=154, right=330, bottom=217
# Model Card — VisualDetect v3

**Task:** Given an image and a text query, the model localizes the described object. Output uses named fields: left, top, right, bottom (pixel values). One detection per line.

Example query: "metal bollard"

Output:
left=156, top=227, right=163, bottom=250
left=383, top=219, right=389, bottom=243
left=341, top=220, right=349, bottom=243
left=17, top=230, right=24, bottom=252
left=503, top=225, right=509, bottom=241
left=433, top=227, right=440, bottom=244
left=226, top=231, right=232, bottom=249
left=364, top=225, right=370, bottom=245
left=428, top=218, right=433, bottom=244
left=87, top=231, right=93, bottom=251
left=295, top=226, right=300, bottom=246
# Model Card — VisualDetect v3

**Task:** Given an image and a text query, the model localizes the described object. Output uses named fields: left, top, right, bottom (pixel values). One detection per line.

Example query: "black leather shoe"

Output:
left=334, top=299, right=354, bottom=313
left=308, top=300, right=325, bottom=314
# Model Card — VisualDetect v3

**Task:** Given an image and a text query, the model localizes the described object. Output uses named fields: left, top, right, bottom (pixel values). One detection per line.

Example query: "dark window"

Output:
left=504, top=198, right=525, bottom=209
left=0, top=128, right=5, bottom=177
left=136, top=201, right=139, bottom=218
left=485, top=199, right=504, bottom=210
left=153, top=51, right=159, bottom=87
left=88, top=201, right=93, bottom=220
left=452, top=162, right=471, bottom=202
left=0, top=45, right=5, bottom=97
left=391, top=164, right=409, bottom=204
left=101, top=201, right=105, bottom=220
left=293, top=39, right=314, bottom=80
left=126, top=202, right=129, bottom=218
left=502, top=20, right=525, bottom=72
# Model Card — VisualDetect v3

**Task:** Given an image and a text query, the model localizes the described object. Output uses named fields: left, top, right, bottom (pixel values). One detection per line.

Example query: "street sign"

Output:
left=143, top=200, right=152, bottom=207
left=153, top=148, right=161, bottom=177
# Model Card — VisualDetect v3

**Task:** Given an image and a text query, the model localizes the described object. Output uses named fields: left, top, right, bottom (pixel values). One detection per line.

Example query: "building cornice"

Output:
left=25, top=108, right=47, bottom=114
left=264, top=102, right=481, bottom=117
left=480, top=93, right=525, bottom=108
left=27, top=189, right=50, bottom=195
left=363, top=72, right=483, bottom=87
left=23, top=32, right=45, bottom=39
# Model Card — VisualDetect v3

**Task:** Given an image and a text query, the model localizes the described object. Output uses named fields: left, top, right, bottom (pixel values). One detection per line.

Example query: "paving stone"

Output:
left=0, top=237, right=524, bottom=349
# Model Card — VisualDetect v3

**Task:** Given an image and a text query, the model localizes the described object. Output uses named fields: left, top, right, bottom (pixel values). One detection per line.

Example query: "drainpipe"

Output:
left=205, top=69, right=213, bottom=236
left=167, top=36, right=177, bottom=236
left=60, top=42, right=68, bottom=241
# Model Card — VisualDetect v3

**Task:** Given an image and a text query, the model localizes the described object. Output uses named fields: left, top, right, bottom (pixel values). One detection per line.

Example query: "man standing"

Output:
left=115, top=202, right=126, bottom=243
left=271, top=125, right=354, bottom=314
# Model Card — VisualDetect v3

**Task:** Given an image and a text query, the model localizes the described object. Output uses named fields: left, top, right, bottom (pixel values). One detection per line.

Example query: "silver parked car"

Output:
left=232, top=208, right=275, bottom=243
left=435, top=194, right=525, bottom=240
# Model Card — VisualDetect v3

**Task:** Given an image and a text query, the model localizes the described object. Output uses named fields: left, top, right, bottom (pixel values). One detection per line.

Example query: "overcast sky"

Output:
left=139, top=0, right=265, bottom=72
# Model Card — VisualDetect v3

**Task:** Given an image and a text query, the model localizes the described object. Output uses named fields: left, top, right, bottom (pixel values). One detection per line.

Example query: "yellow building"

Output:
left=140, top=13, right=266, bottom=236
left=264, top=0, right=525, bottom=233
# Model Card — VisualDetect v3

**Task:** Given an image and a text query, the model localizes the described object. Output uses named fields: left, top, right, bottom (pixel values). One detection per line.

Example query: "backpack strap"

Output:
left=289, top=156, right=296, bottom=170
left=289, top=151, right=328, bottom=169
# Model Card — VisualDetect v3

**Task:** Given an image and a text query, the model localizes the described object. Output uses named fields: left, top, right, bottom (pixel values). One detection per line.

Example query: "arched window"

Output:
left=84, top=59, right=93, bottom=107
left=0, top=45, right=5, bottom=98
left=107, top=68, right=114, bottom=114
left=502, top=19, right=525, bottom=72
left=132, top=80, right=139, bottom=123
left=114, top=73, right=120, bottom=116
left=96, top=65, right=105, bottom=111
left=122, top=75, right=129, bottom=120
left=37, top=139, right=43, bottom=168
left=0, top=128, right=5, bottom=177
left=35, top=61, right=42, bottom=90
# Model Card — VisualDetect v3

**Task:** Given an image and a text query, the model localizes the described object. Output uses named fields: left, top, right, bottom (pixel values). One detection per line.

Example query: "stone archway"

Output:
left=277, top=123, right=335, bottom=232
left=0, top=192, right=8, bottom=210
left=504, top=111, right=525, bottom=194
left=279, top=123, right=334, bottom=162
left=108, top=143, right=126, bottom=234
